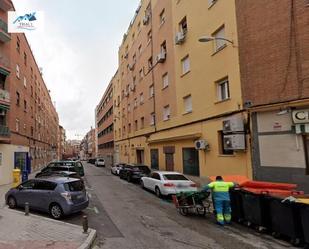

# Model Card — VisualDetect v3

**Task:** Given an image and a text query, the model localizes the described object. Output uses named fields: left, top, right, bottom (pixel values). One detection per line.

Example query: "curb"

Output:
left=78, top=229, right=97, bottom=249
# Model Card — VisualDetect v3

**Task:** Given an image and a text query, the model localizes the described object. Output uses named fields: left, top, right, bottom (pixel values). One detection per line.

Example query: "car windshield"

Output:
left=138, top=166, right=150, bottom=173
left=163, top=174, right=188, bottom=181
left=98, top=159, right=104, bottom=162
left=51, top=166, right=76, bottom=172
left=64, top=180, right=84, bottom=192
left=54, top=162, right=75, bottom=166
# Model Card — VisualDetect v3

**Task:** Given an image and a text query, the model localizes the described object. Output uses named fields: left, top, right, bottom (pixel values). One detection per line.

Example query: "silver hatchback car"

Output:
left=5, top=177, right=89, bottom=219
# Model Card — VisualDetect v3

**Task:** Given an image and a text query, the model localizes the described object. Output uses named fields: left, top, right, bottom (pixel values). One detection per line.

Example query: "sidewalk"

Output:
left=0, top=175, right=96, bottom=249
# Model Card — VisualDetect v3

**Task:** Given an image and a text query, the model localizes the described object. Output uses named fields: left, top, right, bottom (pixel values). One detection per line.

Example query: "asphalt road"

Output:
left=70, top=162, right=299, bottom=249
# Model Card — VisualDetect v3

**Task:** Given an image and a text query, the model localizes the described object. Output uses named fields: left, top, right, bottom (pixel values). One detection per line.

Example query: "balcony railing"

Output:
left=0, top=125, right=10, bottom=137
left=0, top=19, right=11, bottom=43
left=0, top=89, right=10, bottom=104
left=0, top=56, right=10, bottom=70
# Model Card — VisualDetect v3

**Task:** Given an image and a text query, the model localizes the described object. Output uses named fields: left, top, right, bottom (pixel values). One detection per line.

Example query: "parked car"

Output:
left=5, top=177, right=89, bottom=219
left=39, top=161, right=85, bottom=177
left=95, top=158, right=105, bottom=167
left=111, top=163, right=126, bottom=175
left=141, top=171, right=197, bottom=198
left=119, top=164, right=151, bottom=182
left=87, top=158, right=96, bottom=164
left=35, top=170, right=82, bottom=180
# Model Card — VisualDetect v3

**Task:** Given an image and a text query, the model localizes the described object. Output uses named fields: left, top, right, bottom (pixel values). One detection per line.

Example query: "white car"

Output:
left=141, top=171, right=197, bottom=198
left=95, top=158, right=105, bottom=167
left=111, top=163, right=126, bottom=175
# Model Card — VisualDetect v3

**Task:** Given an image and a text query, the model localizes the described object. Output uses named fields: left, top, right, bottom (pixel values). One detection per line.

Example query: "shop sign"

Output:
left=292, top=109, right=309, bottom=124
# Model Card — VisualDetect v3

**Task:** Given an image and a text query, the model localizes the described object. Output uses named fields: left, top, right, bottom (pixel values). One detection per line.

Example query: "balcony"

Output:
left=0, top=89, right=10, bottom=107
left=0, top=56, right=10, bottom=72
left=0, top=125, right=10, bottom=142
left=0, top=19, right=11, bottom=43
left=0, top=0, right=11, bottom=11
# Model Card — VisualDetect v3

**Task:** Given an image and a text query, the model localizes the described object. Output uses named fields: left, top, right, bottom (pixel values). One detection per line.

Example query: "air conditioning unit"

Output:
left=223, top=116, right=244, bottom=133
left=175, top=31, right=185, bottom=45
left=130, top=83, right=135, bottom=92
left=156, top=52, right=166, bottom=63
left=223, top=134, right=246, bottom=150
left=0, top=110, right=5, bottom=116
left=143, top=14, right=150, bottom=25
left=195, top=140, right=209, bottom=150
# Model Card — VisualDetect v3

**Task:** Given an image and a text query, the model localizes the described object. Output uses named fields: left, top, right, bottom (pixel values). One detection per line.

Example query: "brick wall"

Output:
left=236, top=0, right=309, bottom=106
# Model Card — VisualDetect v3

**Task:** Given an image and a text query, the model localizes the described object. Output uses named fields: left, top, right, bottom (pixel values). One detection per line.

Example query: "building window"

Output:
left=218, top=131, right=233, bottom=155
left=16, top=37, right=20, bottom=53
left=132, top=32, right=135, bottom=40
left=183, top=148, right=200, bottom=176
left=162, top=73, right=169, bottom=89
left=160, top=41, right=167, bottom=55
left=141, top=117, right=145, bottom=129
left=163, top=105, right=170, bottom=121
left=140, top=93, right=144, bottom=105
left=217, top=77, right=230, bottom=101
left=23, top=76, right=27, bottom=87
left=208, top=0, right=217, bottom=7
left=181, top=55, right=190, bottom=75
left=149, top=85, right=154, bottom=98
left=159, top=9, right=165, bottom=25
left=139, top=69, right=143, bottom=81
left=213, top=25, right=226, bottom=52
left=16, top=64, right=20, bottom=79
left=150, top=112, right=155, bottom=125
left=128, top=123, right=131, bottom=133
left=31, top=86, right=33, bottom=97
left=16, top=92, right=20, bottom=106
left=137, top=21, right=141, bottom=33
left=148, top=56, right=153, bottom=69
left=179, top=16, right=188, bottom=34
left=24, top=52, right=27, bottom=66
left=134, top=120, right=138, bottom=131
left=16, top=119, right=20, bottom=132
left=134, top=98, right=138, bottom=108
left=147, top=30, right=152, bottom=44
left=183, top=95, right=192, bottom=113
left=24, top=100, right=27, bottom=112
left=138, top=44, right=142, bottom=55
left=128, top=103, right=131, bottom=112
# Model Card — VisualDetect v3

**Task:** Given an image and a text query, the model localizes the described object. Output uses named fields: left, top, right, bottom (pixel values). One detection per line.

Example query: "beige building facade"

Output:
left=114, top=0, right=252, bottom=179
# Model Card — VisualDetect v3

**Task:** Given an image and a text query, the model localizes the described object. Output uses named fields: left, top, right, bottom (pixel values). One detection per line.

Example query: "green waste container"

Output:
left=300, top=204, right=309, bottom=245
left=230, top=189, right=244, bottom=223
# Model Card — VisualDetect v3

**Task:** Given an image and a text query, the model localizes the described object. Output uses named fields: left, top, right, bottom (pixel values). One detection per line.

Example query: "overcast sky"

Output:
left=12, top=0, right=140, bottom=140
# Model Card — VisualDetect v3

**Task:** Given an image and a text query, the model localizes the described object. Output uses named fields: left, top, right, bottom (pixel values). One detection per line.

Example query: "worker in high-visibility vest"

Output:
left=203, top=176, right=235, bottom=225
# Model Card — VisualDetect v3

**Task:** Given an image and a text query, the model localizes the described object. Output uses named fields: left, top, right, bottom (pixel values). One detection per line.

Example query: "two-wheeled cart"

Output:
left=172, top=191, right=211, bottom=216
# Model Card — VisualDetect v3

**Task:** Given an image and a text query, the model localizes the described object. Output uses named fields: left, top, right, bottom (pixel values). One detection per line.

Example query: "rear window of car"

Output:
left=163, top=174, right=188, bottom=181
left=52, top=166, right=76, bottom=172
left=63, top=180, right=84, bottom=192
left=138, top=166, right=151, bottom=173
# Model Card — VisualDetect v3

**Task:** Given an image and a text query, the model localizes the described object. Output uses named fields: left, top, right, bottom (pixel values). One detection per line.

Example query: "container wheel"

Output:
left=271, top=232, right=280, bottom=239
left=290, top=238, right=301, bottom=247
left=196, top=207, right=206, bottom=216
left=256, top=226, right=265, bottom=233
left=179, top=207, right=189, bottom=216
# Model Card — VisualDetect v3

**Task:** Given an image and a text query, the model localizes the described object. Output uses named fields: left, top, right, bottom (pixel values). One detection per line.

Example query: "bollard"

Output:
left=82, top=215, right=88, bottom=233
left=25, top=202, right=29, bottom=216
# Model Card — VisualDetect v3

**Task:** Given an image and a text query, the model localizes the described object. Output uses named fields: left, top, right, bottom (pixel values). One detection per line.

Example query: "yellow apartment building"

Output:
left=113, top=0, right=252, bottom=180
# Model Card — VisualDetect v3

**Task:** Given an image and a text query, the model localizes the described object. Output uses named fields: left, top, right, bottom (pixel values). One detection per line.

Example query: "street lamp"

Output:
left=198, top=36, right=234, bottom=44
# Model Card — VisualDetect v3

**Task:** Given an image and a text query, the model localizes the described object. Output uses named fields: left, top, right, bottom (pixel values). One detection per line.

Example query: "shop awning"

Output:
left=292, top=124, right=309, bottom=134
left=0, top=67, right=10, bottom=76
left=0, top=104, right=9, bottom=111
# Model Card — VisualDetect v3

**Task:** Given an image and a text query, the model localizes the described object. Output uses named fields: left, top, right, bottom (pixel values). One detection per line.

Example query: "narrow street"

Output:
left=63, top=163, right=299, bottom=249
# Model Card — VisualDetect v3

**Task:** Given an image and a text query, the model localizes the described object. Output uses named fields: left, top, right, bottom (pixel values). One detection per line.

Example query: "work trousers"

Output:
left=213, top=199, right=232, bottom=225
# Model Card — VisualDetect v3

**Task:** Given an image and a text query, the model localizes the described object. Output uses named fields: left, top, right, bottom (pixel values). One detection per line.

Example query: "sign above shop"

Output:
left=292, top=109, right=309, bottom=124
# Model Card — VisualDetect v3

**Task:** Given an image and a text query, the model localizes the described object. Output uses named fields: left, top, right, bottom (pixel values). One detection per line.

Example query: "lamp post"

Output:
left=198, top=36, right=234, bottom=44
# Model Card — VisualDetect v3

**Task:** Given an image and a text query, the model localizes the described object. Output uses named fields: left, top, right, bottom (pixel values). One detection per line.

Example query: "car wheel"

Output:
left=50, top=203, right=63, bottom=219
left=127, top=175, right=132, bottom=182
left=7, top=196, right=17, bottom=209
left=155, top=187, right=162, bottom=198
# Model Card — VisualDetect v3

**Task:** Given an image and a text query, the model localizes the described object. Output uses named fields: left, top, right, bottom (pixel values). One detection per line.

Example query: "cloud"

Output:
left=12, top=0, right=140, bottom=140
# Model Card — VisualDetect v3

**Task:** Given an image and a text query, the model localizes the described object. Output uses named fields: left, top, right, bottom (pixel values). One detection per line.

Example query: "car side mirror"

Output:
left=18, top=185, right=24, bottom=190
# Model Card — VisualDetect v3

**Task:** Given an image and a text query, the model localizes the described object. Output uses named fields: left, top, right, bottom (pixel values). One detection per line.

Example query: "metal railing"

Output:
left=0, top=89, right=10, bottom=103
left=0, top=125, right=10, bottom=137
left=0, top=18, right=9, bottom=34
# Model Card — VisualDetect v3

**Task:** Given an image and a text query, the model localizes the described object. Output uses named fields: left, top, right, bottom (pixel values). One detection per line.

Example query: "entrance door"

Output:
left=14, top=152, right=28, bottom=171
left=165, top=153, right=174, bottom=171
left=182, top=148, right=200, bottom=176
left=136, top=150, right=144, bottom=164
left=150, top=149, right=159, bottom=170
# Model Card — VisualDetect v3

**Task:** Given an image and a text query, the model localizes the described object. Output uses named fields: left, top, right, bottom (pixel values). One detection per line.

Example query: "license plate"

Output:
left=177, top=184, right=188, bottom=188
